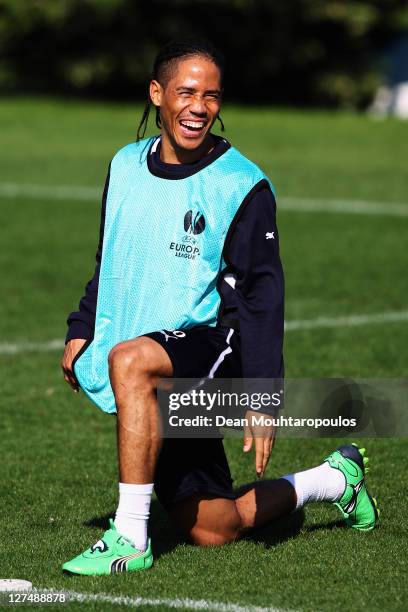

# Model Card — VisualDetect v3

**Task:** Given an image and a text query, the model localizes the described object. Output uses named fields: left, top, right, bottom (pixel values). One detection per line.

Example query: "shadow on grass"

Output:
left=304, top=519, right=346, bottom=533
left=246, top=509, right=305, bottom=547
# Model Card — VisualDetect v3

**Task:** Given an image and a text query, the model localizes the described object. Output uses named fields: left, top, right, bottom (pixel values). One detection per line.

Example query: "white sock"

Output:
left=281, top=462, right=346, bottom=510
left=114, top=482, right=153, bottom=551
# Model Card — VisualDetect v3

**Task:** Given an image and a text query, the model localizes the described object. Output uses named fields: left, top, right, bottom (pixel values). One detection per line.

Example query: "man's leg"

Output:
left=108, top=337, right=173, bottom=549
left=62, top=336, right=173, bottom=575
left=170, top=479, right=296, bottom=546
left=170, top=444, right=378, bottom=545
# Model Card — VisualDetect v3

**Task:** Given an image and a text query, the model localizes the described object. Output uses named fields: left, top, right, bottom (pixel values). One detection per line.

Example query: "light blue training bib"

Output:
left=74, top=137, right=273, bottom=413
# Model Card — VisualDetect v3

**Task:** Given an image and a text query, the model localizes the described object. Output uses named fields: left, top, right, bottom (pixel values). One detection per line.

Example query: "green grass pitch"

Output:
left=0, top=98, right=407, bottom=611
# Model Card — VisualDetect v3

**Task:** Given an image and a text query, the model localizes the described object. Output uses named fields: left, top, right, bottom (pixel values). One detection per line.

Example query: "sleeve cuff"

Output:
left=65, top=321, right=93, bottom=344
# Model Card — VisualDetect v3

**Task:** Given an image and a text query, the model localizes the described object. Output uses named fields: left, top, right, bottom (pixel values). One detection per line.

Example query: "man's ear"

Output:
left=150, top=80, right=163, bottom=107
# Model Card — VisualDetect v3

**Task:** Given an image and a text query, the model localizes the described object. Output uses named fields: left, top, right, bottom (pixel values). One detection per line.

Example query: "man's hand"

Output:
left=243, top=409, right=277, bottom=477
left=61, top=338, right=87, bottom=392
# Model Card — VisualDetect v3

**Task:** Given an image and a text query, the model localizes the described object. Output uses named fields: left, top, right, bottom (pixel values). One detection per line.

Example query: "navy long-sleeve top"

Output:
left=66, top=136, right=284, bottom=379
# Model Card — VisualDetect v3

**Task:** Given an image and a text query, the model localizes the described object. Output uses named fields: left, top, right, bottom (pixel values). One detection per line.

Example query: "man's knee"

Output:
left=108, top=337, right=157, bottom=380
left=189, top=524, right=241, bottom=547
left=171, top=495, right=243, bottom=547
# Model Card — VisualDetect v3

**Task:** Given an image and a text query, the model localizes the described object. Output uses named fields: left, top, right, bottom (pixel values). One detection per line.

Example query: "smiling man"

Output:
left=61, top=39, right=378, bottom=575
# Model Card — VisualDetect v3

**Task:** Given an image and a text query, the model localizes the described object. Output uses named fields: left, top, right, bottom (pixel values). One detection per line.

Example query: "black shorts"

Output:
left=143, top=325, right=242, bottom=511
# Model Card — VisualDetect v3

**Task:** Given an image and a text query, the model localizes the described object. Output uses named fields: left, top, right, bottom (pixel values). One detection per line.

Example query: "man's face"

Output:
left=150, top=56, right=222, bottom=152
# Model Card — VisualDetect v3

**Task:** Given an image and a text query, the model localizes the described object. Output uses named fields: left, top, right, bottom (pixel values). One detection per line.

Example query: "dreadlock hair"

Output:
left=137, top=38, right=225, bottom=141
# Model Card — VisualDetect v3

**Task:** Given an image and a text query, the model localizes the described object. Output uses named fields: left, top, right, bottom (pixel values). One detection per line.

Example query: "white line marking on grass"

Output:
left=0, top=339, right=64, bottom=354
left=1, top=182, right=408, bottom=217
left=2, top=310, right=408, bottom=356
left=284, top=309, right=408, bottom=331
left=0, top=182, right=100, bottom=201
left=279, top=196, right=408, bottom=217
left=46, top=590, right=293, bottom=612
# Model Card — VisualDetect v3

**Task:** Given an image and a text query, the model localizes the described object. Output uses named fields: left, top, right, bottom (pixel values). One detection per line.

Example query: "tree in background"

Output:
left=1, top=0, right=407, bottom=108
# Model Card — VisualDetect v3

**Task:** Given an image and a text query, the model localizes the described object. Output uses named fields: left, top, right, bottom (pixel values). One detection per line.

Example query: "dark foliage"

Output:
left=1, top=0, right=407, bottom=107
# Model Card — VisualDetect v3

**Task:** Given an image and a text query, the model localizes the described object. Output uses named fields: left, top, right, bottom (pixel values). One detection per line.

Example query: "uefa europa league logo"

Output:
left=184, top=210, right=206, bottom=235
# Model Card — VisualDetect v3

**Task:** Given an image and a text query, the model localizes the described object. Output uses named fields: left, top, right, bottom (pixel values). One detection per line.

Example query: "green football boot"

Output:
left=325, top=443, right=379, bottom=531
left=62, top=520, right=153, bottom=575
